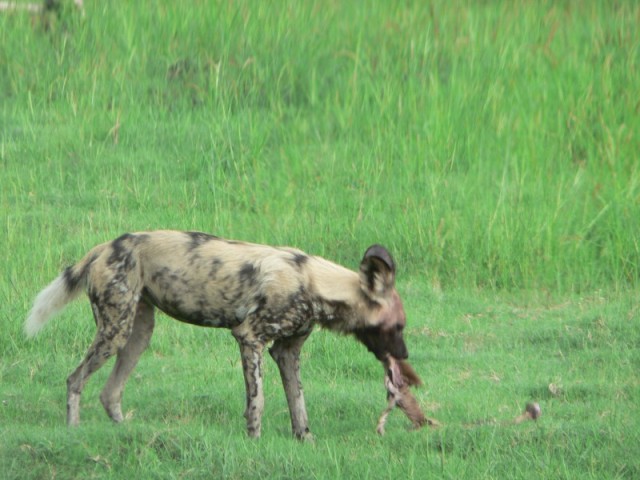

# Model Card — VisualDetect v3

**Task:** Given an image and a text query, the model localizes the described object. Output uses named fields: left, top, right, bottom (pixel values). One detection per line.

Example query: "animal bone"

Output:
left=513, top=402, right=541, bottom=424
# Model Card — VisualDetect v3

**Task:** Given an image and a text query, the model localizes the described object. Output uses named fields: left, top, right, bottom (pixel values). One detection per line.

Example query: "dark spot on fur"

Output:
left=110, top=232, right=133, bottom=252
left=315, top=299, right=350, bottom=326
left=187, top=252, right=201, bottom=266
left=107, top=233, right=138, bottom=270
left=288, top=253, right=309, bottom=268
left=239, top=263, right=258, bottom=286
left=360, top=265, right=377, bottom=292
left=254, top=294, right=267, bottom=311
left=62, top=267, right=77, bottom=291
left=142, top=287, right=235, bottom=328
left=150, top=267, right=169, bottom=284
left=185, top=231, right=218, bottom=250
left=168, top=271, right=185, bottom=284
left=63, top=253, right=98, bottom=293
left=209, top=257, right=223, bottom=279
left=244, top=288, right=317, bottom=340
left=88, top=287, right=100, bottom=306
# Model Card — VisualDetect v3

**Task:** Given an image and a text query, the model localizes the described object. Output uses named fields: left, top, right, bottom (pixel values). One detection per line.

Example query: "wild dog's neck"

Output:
left=307, top=256, right=373, bottom=332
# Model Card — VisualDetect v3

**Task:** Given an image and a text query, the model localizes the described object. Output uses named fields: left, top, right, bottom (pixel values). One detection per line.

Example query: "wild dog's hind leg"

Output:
left=269, top=335, right=312, bottom=441
left=66, top=300, right=137, bottom=426
left=232, top=331, right=265, bottom=438
left=100, top=301, right=155, bottom=423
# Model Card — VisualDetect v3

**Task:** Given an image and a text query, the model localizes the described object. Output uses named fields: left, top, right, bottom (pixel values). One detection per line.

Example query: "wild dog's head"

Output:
left=354, top=245, right=409, bottom=360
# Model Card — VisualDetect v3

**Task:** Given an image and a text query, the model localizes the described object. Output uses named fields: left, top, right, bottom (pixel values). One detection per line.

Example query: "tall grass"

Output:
left=1, top=1, right=638, bottom=293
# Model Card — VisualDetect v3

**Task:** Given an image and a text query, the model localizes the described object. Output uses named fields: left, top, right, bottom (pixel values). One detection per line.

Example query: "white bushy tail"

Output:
left=24, top=273, right=85, bottom=338
left=25, top=243, right=107, bottom=338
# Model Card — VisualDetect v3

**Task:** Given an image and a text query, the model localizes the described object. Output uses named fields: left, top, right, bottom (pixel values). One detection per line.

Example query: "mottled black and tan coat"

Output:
left=26, top=230, right=410, bottom=439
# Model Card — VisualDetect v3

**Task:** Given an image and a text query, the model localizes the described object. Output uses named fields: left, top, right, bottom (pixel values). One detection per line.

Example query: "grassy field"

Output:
left=1, top=1, right=639, bottom=478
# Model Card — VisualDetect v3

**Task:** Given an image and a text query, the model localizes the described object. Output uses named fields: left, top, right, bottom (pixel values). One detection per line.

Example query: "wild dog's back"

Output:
left=124, top=231, right=310, bottom=330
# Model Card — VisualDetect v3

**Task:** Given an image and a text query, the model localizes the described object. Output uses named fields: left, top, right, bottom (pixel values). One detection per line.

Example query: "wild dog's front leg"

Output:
left=269, top=335, right=313, bottom=441
left=234, top=336, right=265, bottom=438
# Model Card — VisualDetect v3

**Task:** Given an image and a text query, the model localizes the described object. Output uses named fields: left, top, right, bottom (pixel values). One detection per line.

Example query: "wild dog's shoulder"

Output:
left=295, top=255, right=361, bottom=304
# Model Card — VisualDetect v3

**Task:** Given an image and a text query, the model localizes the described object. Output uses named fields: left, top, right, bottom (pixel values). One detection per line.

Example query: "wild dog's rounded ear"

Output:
left=359, top=244, right=396, bottom=296
left=364, top=245, right=396, bottom=273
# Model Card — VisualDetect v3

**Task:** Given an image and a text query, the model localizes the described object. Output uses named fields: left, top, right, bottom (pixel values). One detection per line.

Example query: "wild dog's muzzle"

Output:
left=355, top=326, right=409, bottom=360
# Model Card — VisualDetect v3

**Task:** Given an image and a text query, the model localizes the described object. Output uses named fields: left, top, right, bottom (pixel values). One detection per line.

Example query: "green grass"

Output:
left=1, top=1, right=639, bottom=478
left=3, top=290, right=639, bottom=479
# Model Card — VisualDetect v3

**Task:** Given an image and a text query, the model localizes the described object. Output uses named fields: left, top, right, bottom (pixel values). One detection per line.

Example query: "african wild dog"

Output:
left=25, top=230, right=409, bottom=439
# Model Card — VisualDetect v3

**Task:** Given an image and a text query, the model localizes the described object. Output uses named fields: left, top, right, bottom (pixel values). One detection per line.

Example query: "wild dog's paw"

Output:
left=295, top=430, right=315, bottom=443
